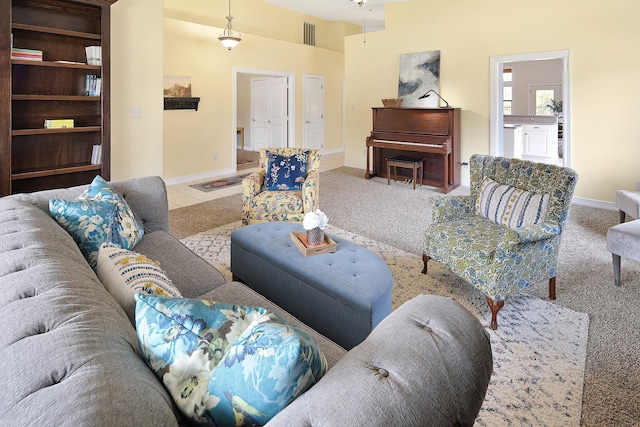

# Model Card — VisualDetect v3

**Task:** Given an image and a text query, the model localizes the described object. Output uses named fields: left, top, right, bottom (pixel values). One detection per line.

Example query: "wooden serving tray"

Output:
left=290, top=230, right=337, bottom=257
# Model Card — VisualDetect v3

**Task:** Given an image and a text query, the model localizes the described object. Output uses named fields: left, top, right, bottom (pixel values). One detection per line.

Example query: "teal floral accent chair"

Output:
left=242, top=148, right=321, bottom=226
left=423, top=154, right=578, bottom=329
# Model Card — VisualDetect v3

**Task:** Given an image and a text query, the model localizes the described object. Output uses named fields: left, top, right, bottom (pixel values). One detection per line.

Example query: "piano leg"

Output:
left=442, top=152, right=449, bottom=191
left=365, top=145, right=371, bottom=179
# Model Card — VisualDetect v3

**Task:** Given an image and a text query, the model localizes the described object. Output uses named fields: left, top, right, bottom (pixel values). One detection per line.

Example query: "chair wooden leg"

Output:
left=549, top=276, right=556, bottom=300
left=422, top=254, right=431, bottom=274
left=485, top=297, right=504, bottom=330
left=613, top=254, right=621, bottom=286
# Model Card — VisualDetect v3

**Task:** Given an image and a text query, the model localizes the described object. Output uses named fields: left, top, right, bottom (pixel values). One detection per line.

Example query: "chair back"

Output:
left=469, top=154, right=578, bottom=230
left=258, top=148, right=321, bottom=176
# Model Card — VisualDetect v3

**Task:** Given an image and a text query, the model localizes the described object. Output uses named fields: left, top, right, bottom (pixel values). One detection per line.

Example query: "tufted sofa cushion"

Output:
left=0, top=199, right=179, bottom=426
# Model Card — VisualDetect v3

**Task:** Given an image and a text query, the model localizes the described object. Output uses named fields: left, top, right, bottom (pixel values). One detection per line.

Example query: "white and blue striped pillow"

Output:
left=477, top=178, right=550, bottom=229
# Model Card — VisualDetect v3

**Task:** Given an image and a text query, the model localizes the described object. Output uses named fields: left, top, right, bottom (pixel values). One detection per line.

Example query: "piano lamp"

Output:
left=219, top=0, right=241, bottom=50
left=418, top=90, right=450, bottom=108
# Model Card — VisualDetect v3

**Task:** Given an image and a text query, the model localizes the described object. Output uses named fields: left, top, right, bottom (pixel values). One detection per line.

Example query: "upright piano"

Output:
left=365, top=107, right=461, bottom=193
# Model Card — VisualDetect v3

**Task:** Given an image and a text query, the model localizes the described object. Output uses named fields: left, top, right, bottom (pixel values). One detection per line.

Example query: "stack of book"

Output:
left=12, top=48, right=43, bottom=61
left=85, top=75, right=101, bottom=96
left=91, top=145, right=102, bottom=165
left=44, top=119, right=74, bottom=129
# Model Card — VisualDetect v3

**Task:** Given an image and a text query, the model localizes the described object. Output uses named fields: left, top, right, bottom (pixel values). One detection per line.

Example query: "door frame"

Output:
left=233, top=67, right=295, bottom=168
left=489, top=50, right=571, bottom=167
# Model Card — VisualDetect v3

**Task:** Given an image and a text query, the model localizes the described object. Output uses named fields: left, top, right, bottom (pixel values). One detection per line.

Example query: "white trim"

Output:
left=572, top=197, right=617, bottom=211
left=490, top=50, right=571, bottom=167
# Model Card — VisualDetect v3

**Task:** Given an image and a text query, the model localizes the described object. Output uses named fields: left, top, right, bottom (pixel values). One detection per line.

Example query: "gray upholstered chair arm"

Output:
left=267, top=294, right=492, bottom=427
left=429, top=195, right=476, bottom=222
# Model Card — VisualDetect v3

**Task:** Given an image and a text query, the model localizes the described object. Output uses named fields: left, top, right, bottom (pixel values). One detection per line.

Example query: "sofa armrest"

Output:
left=266, top=294, right=492, bottom=427
left=302, top=170, right=320, bottom=213
left=429, top=195, right=476, bottom=223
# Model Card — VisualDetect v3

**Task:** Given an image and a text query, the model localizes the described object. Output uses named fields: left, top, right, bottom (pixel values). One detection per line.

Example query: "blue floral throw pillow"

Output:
left=263, top=150, right=309, bottom=191
left=135, top=294, right=328, bottom=426
left=49, top=175, right=144, bottom=269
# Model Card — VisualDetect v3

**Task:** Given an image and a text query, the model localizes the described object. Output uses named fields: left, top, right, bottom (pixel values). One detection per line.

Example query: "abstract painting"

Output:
left=398, top=50, right=440, bottom=107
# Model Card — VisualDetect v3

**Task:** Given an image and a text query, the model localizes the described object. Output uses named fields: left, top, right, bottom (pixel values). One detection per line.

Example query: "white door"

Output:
left=251, top=78, right=270, bottom=151
left=303, top=75, right=325, bottom=151
left=269, top=77, right=288, bottom=148
left=250, top=76, right=289, bottom=150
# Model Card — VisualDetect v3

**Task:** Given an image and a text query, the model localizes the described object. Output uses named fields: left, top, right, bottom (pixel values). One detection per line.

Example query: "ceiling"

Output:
left=262, top=0, right=410, bottom=33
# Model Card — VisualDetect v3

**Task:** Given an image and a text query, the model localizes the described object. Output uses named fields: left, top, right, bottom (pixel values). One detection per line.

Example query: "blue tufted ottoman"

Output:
left=230, top=222, right=393, bottom=350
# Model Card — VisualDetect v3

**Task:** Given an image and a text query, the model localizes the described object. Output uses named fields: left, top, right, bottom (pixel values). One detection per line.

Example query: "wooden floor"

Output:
left=167, top=150, right=345, bottom=209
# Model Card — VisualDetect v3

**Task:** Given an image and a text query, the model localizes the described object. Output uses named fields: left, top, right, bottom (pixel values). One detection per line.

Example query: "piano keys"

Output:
left=365, top=107, right=461, bottom=193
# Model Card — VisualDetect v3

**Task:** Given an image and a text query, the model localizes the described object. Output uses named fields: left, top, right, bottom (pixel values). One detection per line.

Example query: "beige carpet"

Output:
left=169, top=166, right=640, bottom=426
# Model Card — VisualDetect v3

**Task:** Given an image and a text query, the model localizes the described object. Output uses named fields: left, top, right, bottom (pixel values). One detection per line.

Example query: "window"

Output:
left=503, top=68, right=512, bottom=114
left=535, top=89, right=555, bottom=116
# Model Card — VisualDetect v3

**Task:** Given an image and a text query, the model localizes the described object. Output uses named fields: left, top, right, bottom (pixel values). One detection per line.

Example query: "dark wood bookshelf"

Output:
left=0, top=0, right=118, bottom=196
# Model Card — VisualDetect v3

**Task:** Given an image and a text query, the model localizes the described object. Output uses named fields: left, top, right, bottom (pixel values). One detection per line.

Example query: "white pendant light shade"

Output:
left=219, top=0, right=241, bottom=50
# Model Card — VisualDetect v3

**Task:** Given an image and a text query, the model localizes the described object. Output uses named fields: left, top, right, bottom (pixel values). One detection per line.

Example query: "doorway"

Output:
left=490, top=50, right=570, bottom=167
left=233, top=68, right=295, bottom=170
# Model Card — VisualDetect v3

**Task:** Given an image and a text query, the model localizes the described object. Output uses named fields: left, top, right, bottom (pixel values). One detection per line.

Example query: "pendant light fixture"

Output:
left=351, top=0, right=367, bottom=6
left=218, top=0, right=241, bottom=50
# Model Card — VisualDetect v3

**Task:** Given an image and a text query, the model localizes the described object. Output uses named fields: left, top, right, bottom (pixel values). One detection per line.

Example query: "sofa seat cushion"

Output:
left=0, top=199, right=179, bottom=426
left=135, top=294, right=328, bottom=426
left=132, top=230, right=227, bottom=298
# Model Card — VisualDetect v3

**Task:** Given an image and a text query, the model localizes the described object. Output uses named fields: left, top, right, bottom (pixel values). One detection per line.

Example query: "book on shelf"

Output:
left=85, top=75, right=101, bottom=96
left=44, top=119, right=74, bottom=129
left=12, top=48, right=43, bottom=61
left=91, top=144, right=102, bottom=165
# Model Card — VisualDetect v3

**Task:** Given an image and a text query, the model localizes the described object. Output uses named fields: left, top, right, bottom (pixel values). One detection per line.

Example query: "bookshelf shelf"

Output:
left=12, top=163, right=103, bottom=180
left=12, top=126, right=101, bottom=136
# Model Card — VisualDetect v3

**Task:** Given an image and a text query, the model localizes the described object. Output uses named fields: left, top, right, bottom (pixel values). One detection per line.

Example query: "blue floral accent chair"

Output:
left=422, top=154, right=578, bottom=329
left=242, top=148, right=320, bottom=225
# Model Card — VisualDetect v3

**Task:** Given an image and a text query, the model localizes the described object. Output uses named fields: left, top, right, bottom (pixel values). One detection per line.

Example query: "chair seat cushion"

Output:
left=249, top=190, right=304, bottom=223
left=606, top=219, right=640, bottom=262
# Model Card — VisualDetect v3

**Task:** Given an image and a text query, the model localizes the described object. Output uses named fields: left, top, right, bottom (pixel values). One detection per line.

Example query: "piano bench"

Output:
left=386, top=156, right=424, bottom=189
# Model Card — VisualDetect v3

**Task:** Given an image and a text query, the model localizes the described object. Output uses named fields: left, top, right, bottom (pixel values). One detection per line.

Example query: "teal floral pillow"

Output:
left=263, top=150, right=309, bottom=191
left=135, top=294, right=328, bottom=426
left=49, top=175, right=144, bottom=269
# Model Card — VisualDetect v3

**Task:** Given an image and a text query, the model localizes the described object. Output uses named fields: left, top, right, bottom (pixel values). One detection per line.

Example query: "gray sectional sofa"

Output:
left=0, top=176, right=493, bottom=426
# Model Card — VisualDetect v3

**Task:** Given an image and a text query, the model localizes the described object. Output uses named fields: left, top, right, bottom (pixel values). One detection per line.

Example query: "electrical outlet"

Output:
left=636, top=181, right=640, bottom=191
left=130, top=107, right=142, bottom=118
left=213, top=154, right=217, bottom=161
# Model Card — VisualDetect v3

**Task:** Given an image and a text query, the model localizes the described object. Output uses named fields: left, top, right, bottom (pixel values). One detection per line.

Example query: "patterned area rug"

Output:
left=189, top=174, right=250, bottom=193
left=181, top=222, right=589, bottom=426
